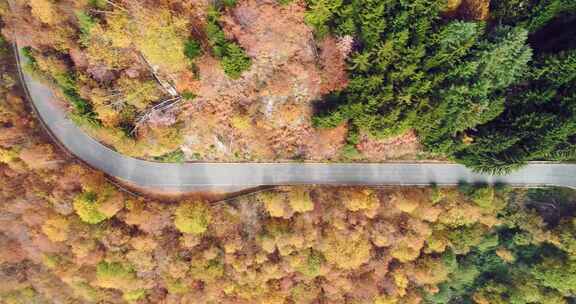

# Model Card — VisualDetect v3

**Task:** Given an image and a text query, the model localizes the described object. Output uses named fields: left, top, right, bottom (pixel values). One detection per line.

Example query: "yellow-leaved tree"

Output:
left=29, top=0, right=58, bottom=25
left=320, top=231, right=372, bottom=269
left=174, top=201, right=212, bottom=235
left=132, top=8, right=189, bottom=74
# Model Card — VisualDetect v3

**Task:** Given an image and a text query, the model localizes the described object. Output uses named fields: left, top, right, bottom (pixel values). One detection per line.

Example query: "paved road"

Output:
left=15, top=46, right=576, bottom=193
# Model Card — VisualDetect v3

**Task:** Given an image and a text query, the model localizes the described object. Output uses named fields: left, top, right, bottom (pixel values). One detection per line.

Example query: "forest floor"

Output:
left=174, top=0, right=425, bottom=162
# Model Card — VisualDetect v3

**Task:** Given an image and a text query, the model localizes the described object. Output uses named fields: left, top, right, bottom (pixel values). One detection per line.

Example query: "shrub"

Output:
left=75, top=11, right=96, bottom=45
left=174, top=201, right=212, bottom=234
left=88, top=0, right=107, bottom=8
left=154, top=149, right=185, bottom=163
left=62, top=88, right=95, bottom=118
left=222, top=0, right=237, bottom=7
left=340, top=144, right=362, bottom=160
left=181, top=91, right=196, bottom=101
left=184, top=39, right=202, bottom=60
left=0, top=36, right=8, bottom=56
left=206, top=7, right=251, bottom=78
left=21, top=47, right=39, bottom=74
left=27, top=49, right=99, bottom=123
left=220, top=43, right=251, bottom=79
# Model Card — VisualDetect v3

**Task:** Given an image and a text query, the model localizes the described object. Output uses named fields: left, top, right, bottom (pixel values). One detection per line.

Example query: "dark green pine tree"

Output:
left=491, top=0, right=576, bottom=33
left=454, top=50, right=576, bottom=174
left=417, top=26, right=533, bottom=156
left=312, top=0, right=446, bottom=138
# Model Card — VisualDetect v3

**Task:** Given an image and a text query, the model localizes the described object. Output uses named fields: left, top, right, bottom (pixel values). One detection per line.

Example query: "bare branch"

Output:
left=130, top=96, right=183, bottom=135
left=137, top=53, right=179, bottom=97
left=105, top=0, right=128, bottom=12
left=88, top=9, right=125, bottom=15
left=308, top=36, right=320, bottom=64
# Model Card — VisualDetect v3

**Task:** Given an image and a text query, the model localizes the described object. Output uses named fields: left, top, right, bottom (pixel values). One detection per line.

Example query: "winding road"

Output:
left=15, top=46, right=576, bottom=193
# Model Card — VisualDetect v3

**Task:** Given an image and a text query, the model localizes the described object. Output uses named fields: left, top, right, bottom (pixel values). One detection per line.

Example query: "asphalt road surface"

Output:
left=15, top=46, right=576, bottom=193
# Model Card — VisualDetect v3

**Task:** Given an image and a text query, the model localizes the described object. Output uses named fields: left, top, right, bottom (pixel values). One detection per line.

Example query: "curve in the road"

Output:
left=15, top=46, right=576, bottom=193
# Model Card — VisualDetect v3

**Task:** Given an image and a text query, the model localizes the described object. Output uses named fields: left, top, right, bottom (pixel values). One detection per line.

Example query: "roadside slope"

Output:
left=16, top=47, right=576, bottom=192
